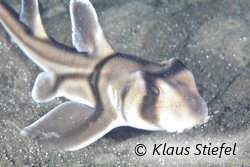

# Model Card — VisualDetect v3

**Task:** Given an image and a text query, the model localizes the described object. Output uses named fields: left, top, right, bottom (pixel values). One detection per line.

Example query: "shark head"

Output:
left=144, top=58, right=209, bottom=132
left=123, top=58, right=209, bottom=132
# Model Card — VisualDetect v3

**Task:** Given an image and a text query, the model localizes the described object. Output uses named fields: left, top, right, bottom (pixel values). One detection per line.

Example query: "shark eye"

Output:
left=149, top=85, right=160, bottom=96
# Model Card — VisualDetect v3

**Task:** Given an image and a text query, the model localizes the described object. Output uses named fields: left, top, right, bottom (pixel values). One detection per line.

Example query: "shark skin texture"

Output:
left=0, top=0, right=209, bottom=151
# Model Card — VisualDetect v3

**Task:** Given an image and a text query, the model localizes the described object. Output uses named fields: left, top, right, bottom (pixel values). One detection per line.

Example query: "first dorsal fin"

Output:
left=19, top=0, right=49, bottom=40
left=70, top=0, right=113, bottom=57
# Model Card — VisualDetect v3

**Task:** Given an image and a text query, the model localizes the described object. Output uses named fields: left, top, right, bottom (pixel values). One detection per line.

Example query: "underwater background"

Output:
left=0, top=0, right=250, bottom=166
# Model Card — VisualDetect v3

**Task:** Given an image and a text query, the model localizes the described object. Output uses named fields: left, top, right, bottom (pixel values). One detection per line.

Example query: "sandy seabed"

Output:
left=0, top=0, right=249, bottom=166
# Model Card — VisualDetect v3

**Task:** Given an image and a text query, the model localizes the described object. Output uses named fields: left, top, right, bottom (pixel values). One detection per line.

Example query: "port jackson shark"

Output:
left=0, top=0, right=209, bottom=151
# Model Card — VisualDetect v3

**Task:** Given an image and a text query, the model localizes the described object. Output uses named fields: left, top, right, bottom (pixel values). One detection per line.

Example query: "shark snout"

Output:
left=186, top=95, right=209, bottom=126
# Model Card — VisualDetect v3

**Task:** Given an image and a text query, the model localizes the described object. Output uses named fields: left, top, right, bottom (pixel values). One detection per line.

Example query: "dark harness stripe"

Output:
left=140, top=74, right=158, bottom=124
left=87, top=53, right=159, bottom=121
left=51, top=73, right=88, bottom=93
left=140, top=58, right=188, bottom=124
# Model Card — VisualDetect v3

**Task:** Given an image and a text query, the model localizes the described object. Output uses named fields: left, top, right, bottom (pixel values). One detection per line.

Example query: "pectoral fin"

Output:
left=20, top=0, right=49, bottom=40
left=70, top=0, right=113, bottom=57
left=20, top=101, right=119, bottom=151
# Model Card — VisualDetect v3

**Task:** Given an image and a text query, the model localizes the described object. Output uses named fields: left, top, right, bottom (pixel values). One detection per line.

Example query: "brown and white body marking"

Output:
left=0, top=0, right=209, bottom=151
